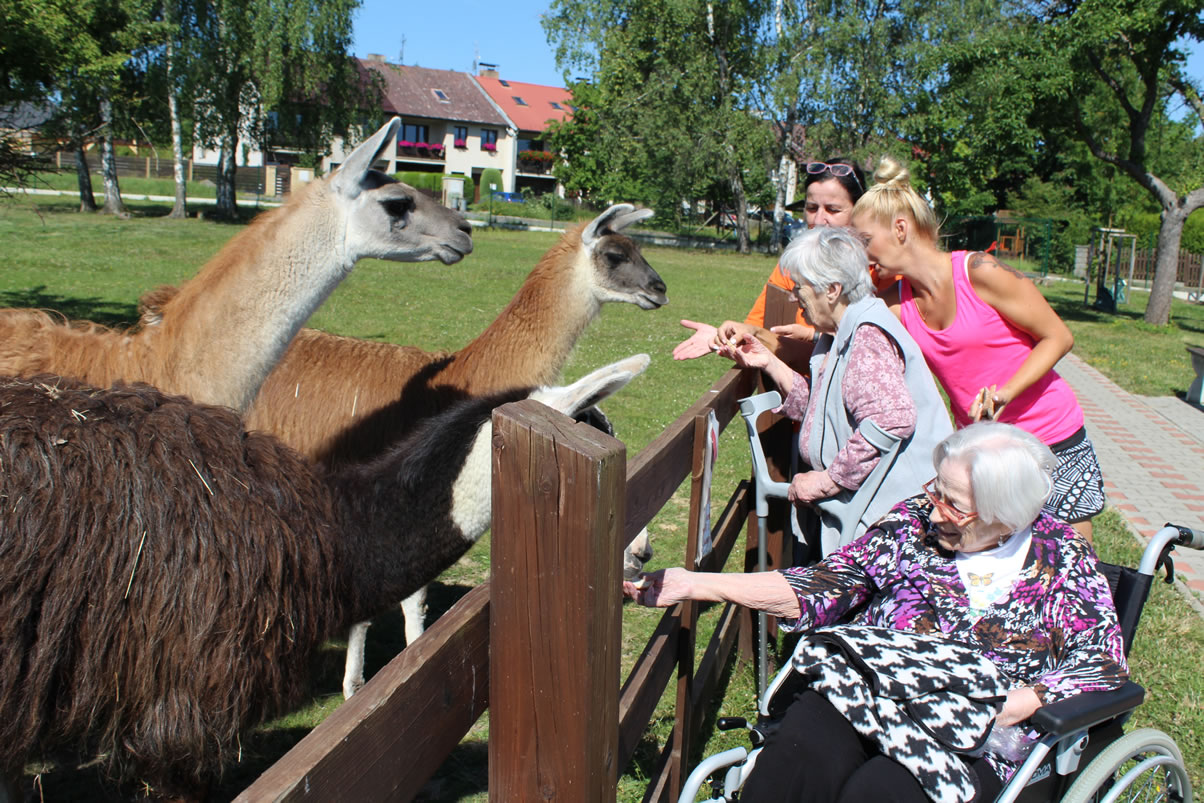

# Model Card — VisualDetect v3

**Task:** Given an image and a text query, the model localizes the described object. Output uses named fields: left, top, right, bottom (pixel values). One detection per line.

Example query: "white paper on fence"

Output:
left=696, top=409, right=720, bottom=566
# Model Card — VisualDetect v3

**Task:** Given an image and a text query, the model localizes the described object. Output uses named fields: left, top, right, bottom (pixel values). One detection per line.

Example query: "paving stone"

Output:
left=1056, top=353, right=1204, bottom=612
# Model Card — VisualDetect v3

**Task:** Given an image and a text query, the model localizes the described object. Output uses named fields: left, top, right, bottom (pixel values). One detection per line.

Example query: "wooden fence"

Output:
left=236, top=292, right=801, bottom=801
left=1129, top=248, right=1204, bottom=287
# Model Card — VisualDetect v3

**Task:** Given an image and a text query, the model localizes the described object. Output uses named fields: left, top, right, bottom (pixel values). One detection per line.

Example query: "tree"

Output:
left=544, top=0, right=774, bottom=251
left=188, top=0, right=363, bottom=219
left=1031, top=0, right=1204, bottom=325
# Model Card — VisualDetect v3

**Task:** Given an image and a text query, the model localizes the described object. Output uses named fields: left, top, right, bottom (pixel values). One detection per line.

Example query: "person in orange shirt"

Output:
left=673, top=159, right=893, bottom=369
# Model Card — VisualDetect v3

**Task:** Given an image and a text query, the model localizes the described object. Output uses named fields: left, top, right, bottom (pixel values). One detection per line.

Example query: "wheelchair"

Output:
left=679, top=394, right=1203, bottom=803
left=679, top=520, right=1201, bottom=803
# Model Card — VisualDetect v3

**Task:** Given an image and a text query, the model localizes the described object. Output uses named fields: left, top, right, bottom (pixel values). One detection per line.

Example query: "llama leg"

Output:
left=401, top=585, right=428, bottom=646
left=343, top=621, right=370, bottom=699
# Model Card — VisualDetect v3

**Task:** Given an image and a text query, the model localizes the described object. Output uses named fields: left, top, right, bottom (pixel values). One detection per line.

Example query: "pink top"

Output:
left=781, top=324, right=917, bottom=490
left=899, top=251, right=1083, bottom=444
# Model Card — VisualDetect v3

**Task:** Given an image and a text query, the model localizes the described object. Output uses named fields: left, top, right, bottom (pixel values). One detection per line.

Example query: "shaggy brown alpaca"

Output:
left=0, top=356, right=646, bottom=800
left=0, top=117, right=472, bottom=413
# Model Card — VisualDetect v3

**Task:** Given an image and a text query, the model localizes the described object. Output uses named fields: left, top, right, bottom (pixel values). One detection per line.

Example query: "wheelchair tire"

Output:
left=1059, top=727, right=1191, bottom=803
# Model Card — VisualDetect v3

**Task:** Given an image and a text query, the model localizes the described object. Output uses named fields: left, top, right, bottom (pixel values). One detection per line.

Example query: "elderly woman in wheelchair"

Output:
left=627, top=422, right=1144, bottom=803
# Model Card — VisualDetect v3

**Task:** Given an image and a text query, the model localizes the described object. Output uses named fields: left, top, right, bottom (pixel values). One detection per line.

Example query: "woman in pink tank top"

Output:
left=849, top=156, right=1104, bottom=541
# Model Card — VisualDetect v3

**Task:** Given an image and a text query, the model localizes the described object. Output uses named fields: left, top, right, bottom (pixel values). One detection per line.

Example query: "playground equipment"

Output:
left=1084, top=227, right=1137, bottom=313
left=942, top=214, right=1054, bottom=277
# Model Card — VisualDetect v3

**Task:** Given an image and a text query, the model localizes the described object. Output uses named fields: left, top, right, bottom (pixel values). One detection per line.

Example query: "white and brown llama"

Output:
left=0, top=353, right=647, bottom=802
left=139, top=203, right=667, bottom=697
left=0, top=117, right=472, bottom=413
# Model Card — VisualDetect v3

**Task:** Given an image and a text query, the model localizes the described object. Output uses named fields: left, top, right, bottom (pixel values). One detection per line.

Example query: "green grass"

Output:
left=1038, top=277, right=1204, bottom=398
left=2, top=196, right=1202, bottom=799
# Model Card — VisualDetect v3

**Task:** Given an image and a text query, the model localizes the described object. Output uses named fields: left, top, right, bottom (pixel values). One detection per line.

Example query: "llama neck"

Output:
left=156, top=183, right=352, bottom=411
left=329, top=395, right=506, bottom=626
left=452, top=240, right=599, bottom=387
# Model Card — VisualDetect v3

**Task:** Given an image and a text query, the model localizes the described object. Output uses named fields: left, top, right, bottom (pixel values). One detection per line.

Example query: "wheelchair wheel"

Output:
left=1060, top=728, right=1191, bottom=803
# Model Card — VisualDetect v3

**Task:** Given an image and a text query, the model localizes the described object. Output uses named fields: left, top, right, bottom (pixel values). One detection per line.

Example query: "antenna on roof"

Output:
left=398, top=35, right=406, bottom=64
left=473, top=43, right=479, bottom=75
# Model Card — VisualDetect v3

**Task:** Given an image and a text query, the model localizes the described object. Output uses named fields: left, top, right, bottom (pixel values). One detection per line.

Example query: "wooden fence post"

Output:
left=490, top=400, right=625, bottom=802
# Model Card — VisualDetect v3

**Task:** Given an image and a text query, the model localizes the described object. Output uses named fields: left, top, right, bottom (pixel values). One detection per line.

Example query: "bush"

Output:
left=480, top=168, right=503, bottom=195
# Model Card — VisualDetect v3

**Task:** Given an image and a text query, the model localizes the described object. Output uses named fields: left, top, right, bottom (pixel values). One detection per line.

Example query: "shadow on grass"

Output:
left=0, top=286, right=140, bottom=328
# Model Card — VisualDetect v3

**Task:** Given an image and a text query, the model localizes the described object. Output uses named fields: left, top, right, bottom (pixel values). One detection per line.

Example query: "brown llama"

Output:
left=0, top=117, right=473, bottom=413
left=139, top=204, right=667, bottom=695
left=0, top=354, right=646, bottom=801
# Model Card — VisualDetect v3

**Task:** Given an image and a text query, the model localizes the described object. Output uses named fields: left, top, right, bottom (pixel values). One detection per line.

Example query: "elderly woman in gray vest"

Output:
left=720, top=226, right=952, bottom=554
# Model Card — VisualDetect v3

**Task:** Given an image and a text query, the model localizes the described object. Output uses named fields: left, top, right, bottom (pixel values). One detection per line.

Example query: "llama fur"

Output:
left=0, top=355, right=646, bottom=798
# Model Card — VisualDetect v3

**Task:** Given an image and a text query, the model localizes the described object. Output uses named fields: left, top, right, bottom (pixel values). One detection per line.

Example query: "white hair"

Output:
left=780, top=226, right=874, bottom=304
left=933, top=422, right=1055, bottom=531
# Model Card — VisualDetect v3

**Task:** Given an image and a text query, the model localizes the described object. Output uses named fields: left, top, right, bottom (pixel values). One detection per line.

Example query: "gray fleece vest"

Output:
left=808, top=295, right=953, bottom=554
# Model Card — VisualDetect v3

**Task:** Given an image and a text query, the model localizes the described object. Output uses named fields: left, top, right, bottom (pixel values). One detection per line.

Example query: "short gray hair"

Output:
left=933, top=422, right=1056, bottom=531
left=780, top=226, right=874, bottom=304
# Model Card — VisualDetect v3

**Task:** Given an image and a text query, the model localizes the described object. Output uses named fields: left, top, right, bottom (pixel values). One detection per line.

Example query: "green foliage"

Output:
left=479, top=167, right=503, bottom=194
left=393, top=171, right=443, bottom=194
left=1005, top=176, right=1094, bottom=273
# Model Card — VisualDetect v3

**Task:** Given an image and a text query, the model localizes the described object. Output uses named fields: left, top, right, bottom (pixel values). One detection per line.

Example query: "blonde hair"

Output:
left=853, top=155, right=940, bottom=241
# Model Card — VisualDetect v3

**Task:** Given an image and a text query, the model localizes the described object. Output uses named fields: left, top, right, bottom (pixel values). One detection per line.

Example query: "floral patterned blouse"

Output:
left=778, top=496, right=1129, bottom=779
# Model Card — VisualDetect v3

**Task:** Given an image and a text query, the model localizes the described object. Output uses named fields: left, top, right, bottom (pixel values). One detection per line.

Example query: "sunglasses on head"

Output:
left=806, top=162, right=864, bottom=193
left=922, top=478, right=978, bottom=526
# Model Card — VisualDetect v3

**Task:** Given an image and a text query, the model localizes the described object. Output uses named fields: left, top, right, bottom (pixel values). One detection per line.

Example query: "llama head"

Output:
left=578, top=205, right=668, bottom=311
left=328, top=117, right=473, bottom=266
left=446, top=353, right=651, bottom=542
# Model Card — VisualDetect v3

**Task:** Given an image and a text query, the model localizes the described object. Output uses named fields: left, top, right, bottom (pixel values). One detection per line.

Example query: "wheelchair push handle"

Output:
left=1166, top=523, right=1204, bottom=550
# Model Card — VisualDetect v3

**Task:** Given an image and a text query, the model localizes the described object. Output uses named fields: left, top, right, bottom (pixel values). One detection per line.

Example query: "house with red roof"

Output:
left=472, top=67, right=573, bottom=197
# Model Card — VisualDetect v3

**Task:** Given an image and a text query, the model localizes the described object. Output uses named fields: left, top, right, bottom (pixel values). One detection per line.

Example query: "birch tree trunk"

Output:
left=75, top=144, right=96, bottom=212
left=167, top=37, right=188, bottom=219
left=215, top=124, right=238, bottom=218
left=98, top=92, right=127, bottom=217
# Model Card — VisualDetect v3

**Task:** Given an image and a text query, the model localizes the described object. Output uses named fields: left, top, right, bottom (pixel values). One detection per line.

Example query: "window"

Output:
left=431, top=89, right=450, bottom=102
left=498, top=79, right=510, bottom=87
left=454, top=125, right=468, bottom=147
left=481, top=128, right=498, bottom=152
left=549, top=101, right=563, bottom=110
left=512, top=96, right=528, bottom=106
left=400, top=123, right=429, bottom=145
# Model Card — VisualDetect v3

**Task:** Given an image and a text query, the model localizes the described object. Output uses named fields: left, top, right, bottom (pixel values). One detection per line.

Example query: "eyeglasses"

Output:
left=923, top=478, right=978, bottom=525
left=806, top=162, right=864, bottom=192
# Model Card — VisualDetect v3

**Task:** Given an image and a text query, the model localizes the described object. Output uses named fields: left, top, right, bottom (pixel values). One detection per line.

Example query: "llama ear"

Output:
left=609, top=207, right=654, bottom=232
left=582, top=204, right=634, bottom=249
left=331, top=117, right=401, bottom=199
left=530, top=353, right=650, bottom=417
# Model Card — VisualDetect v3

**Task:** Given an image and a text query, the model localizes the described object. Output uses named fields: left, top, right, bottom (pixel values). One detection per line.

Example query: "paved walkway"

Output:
left=1057, top=353, right=1204, bottom=612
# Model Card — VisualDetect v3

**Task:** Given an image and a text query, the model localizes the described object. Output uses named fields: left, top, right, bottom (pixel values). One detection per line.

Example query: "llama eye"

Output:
left=382, top=198, right=414, bottom=219
left=605, top=251, right=625, bottom=267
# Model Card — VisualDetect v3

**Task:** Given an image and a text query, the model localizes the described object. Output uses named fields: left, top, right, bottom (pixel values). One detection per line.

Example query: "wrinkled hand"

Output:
left=623, top=568, right=693, bottom=608
left=672, top=319, right=720, bottom=361
left=716, top=320, right=757, bottom=348
left=969, top=384, right=1010, bottom=422
left=718, top=332, right=771, bottom=369
left=788, top=470, right=838, bottom=504
left=996, top=686, right=1042, bottom=727
left=769, top=323, right=817, bottom=343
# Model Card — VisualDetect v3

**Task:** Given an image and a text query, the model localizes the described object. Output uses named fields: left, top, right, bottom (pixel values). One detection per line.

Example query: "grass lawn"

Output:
left=1040, top=276, right=1204, bottom=398
left=2, top=196, right=1201, bottom=799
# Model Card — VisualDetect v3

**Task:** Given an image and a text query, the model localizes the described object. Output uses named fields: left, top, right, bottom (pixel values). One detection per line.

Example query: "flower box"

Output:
left=397, top=140, right=415, bottom=148
left=482, top=142, right=497, bottom=152
left=454, top=138, right=467, bottom=148
left=414, top=141, right=429, bottom=150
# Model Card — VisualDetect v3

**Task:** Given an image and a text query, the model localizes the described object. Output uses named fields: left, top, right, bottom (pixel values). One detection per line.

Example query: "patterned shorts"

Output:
left=1045, top=427, right=1106, bottom=523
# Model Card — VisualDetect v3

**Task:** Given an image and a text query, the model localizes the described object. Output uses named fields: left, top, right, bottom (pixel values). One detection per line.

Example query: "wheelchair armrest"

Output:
left=1029, top=682, right=1144, bottom=737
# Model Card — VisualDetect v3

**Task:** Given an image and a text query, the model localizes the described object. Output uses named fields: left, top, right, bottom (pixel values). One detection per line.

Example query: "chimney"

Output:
left=479, top=62, right=499, bottom=78
left=366, top=53, right=386, bottom=63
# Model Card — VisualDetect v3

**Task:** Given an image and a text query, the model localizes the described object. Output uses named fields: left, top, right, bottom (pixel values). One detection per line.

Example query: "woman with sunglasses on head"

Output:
left=850, top=156, right=1104, bottom=542
left=673, top=159, right=889, bottom=368
left=625, top=422, right=1127, bottom=802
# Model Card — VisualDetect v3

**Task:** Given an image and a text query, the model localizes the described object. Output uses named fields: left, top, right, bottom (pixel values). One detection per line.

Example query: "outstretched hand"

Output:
left=673, top=319, right=720, bottom=361
left=623, top=568, right=693, bottom=608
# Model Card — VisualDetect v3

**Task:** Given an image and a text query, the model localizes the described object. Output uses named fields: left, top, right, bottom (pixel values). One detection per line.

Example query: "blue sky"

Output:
left=352, top=0, right=565, bottom=87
